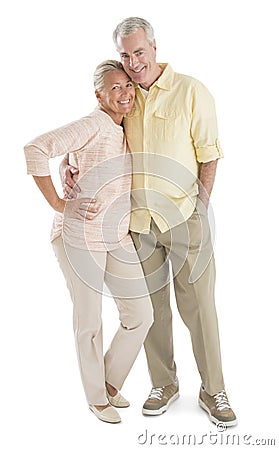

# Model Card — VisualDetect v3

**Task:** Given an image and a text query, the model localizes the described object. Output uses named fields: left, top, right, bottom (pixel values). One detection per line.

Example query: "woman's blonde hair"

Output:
left=94, top=60, right=125, bottom=91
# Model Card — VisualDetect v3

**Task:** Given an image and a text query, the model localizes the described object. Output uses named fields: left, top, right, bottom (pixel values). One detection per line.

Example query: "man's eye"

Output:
left=136, top=51, right=143, bottom=56
left=121, top=54, right=129, bottom=59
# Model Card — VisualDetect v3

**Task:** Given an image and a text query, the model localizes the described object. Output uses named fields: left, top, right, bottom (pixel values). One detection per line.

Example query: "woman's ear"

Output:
left=95, top=89, right=101, bottom=103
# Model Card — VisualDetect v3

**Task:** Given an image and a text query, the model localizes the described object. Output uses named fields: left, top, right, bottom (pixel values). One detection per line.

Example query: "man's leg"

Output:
left=166, top=213, right=224, bottom=395
left=131, top=221, right=179, bottom=415
left=131, top=224, right=176, bottom=387
left=166, top=210, right=237, bottom=425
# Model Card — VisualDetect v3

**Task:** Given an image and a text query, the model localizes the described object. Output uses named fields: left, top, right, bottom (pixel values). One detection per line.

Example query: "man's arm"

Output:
left=198, top=159, right=218, bottom=209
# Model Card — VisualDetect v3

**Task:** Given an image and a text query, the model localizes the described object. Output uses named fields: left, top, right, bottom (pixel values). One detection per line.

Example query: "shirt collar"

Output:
left=152, top=63, right=174, bottom=90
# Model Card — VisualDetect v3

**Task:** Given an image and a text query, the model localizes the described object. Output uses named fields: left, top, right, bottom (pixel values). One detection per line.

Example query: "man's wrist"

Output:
left=197, top=195, right=209, bottom=209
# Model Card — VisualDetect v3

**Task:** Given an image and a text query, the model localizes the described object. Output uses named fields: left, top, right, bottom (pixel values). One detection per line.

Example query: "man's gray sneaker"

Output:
left=199, top=385, right=237, bottom=426
left=142, top=380, right=179, bottom=415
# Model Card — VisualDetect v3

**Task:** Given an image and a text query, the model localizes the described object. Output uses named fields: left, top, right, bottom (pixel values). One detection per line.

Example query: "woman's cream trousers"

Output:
left=52, top=235, right=153, bottom=406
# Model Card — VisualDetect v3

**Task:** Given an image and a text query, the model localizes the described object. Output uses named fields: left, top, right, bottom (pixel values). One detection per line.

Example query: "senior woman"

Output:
left=24, top=60, right=153, bottom=424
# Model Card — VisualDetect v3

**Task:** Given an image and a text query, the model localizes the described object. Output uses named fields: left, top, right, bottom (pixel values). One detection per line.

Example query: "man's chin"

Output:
left=130, top=68, right=147, bottom=83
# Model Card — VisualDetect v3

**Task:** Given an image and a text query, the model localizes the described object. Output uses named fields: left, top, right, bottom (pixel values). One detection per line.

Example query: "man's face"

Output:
left=116, top=28, right=158, bottom=89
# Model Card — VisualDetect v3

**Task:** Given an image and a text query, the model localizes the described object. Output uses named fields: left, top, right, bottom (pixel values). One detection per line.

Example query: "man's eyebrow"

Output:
left=120, top=48, right=145, bottom=56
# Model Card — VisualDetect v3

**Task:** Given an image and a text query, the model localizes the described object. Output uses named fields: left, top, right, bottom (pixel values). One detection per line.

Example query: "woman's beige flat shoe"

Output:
left=89, top=405, right=121, bottom=423
left=106, top=391, right=130, bottom=408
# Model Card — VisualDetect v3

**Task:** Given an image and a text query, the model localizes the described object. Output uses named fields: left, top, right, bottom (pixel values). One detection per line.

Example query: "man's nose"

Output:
left=129, top=55, right=138, bottom=68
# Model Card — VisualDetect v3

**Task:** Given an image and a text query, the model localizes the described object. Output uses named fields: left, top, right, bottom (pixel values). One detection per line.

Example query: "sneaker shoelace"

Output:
left=148, top=387, right=164, bottom=400
left=214, top=390, right=231, bottom=411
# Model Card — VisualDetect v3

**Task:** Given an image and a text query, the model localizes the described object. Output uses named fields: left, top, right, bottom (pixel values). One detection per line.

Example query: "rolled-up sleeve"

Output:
left=191, top=81, right=224, bottom=163
left=24, top=115, right=99, bottom=176
left=24, top=144, right=52, bottom=176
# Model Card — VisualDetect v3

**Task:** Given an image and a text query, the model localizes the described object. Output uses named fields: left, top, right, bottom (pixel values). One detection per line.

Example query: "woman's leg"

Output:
left=103, top=237, right=154, bottom=391
left=52, top=236, right=109, bottom=406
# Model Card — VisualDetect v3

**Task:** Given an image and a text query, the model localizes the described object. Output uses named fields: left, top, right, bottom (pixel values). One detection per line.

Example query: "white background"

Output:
left=1, top=0, right=279, bottom=448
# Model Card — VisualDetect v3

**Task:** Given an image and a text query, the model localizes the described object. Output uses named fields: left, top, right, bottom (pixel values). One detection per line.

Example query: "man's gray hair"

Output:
left=113, top=17, right=155, bottom=48
left=93, top=59, right=125, bottom=91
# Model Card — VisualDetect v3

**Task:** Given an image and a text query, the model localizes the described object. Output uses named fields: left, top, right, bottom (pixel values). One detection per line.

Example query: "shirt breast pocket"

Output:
left=153, top=110, right=177, bottom=141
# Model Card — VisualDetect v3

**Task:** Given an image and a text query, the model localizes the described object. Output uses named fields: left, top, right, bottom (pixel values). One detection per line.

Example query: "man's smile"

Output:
left=130, top=66, right=145, bottom=74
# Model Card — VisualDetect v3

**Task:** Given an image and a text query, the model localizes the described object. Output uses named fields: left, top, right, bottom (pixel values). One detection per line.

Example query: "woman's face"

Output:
left=96, top=69, right=135, bottom=124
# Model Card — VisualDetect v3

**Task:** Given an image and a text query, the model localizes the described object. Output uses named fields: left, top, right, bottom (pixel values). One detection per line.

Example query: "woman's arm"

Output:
left=24, top=114, right=98, bottom=177
left=33, top=175, right=65, bottom=213
left=33, top=175, right=98, bottom=219
left=24, top=114, right=100, bottom=218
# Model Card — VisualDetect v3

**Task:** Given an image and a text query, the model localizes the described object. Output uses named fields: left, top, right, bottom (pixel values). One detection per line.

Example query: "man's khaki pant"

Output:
left=52, top=236, right=153, bottom=406
left=131, top=208, right=225, bottom=396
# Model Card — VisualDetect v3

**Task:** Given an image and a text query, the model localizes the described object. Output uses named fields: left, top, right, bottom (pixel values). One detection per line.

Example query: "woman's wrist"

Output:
left=53, top=197, right=66, bottom=213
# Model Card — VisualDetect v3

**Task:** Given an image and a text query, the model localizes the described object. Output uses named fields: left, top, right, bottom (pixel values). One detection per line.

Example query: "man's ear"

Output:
left=152, top=39, right=157, bottom=52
